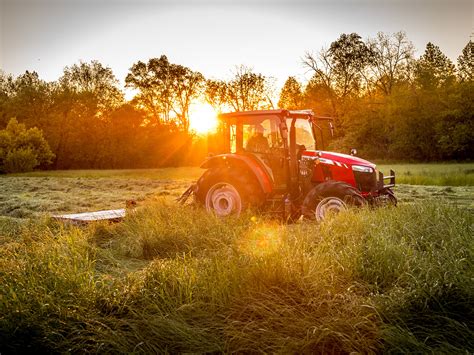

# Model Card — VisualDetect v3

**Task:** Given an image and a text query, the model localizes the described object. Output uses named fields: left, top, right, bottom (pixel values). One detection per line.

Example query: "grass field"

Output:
left=1, top=164, right=473, bottom=219
left=377, top=163, right=474, bottom=186
left=0, top=164, right=473, bottom=352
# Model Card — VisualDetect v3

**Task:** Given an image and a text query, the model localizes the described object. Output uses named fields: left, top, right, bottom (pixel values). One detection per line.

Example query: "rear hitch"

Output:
left=176, top=184, right=196, bottom=205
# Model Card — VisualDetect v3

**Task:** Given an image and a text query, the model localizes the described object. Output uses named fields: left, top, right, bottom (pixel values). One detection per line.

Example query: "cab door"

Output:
left=242, top=116, right=287, bottom=190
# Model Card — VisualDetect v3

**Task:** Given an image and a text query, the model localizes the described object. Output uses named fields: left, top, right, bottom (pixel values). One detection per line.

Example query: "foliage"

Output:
left=415, top=42, right=456, bottom=89
left=226, top=65, right=275, bottom=111
left=60, top=60, right=124, bottom=114
left=457, top=40, right=473, bottom=82
left=204, top=79, right=228, bottom=113
left=303, top=33, right=373, bottom=120
left=125, top=55, right=204, bottom=131
left=327, top=33, right=373, bottom=96
left=301, top=35, right=473, bottom=161
left=3, top=148, right=38, bottom=173
left=366, top=31, right=414, bottom=95
left=0, top=118, right=54, bottom=173
left=278, top=76, right=304, bottom=109
left=204, top=65, right=275, bottom=112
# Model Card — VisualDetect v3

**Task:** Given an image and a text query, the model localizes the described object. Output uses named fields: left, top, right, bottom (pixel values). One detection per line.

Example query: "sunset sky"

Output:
left=1, top=0, right=472, bottom=89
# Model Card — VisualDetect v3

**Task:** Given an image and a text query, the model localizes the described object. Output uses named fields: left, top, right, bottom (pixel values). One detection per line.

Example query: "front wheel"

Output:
left=302, top=181, right=366, bottom=222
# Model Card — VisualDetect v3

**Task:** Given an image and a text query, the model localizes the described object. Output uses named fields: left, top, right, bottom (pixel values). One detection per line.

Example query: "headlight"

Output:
left=352, top=165, right=374, bottom=173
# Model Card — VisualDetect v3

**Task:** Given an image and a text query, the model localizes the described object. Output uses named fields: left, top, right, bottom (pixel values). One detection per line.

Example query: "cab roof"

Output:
left=218, top=109, right=333, bottom=121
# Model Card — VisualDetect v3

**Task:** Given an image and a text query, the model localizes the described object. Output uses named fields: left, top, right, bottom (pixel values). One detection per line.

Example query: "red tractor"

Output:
left=181, top=109, right=396, bottom=221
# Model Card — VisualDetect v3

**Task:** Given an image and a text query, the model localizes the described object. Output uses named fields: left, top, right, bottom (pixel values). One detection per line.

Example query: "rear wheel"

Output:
left=195, top=167, right=264, bottom=217
left=302, top=181, right=366, bottom=222
left=205, top=182, right=242, bottom=217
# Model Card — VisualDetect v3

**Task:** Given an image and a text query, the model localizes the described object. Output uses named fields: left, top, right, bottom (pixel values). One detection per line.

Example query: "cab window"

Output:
left=238, top=117, right=282, bottom=153
left=286, top=118, right=315, bottom=149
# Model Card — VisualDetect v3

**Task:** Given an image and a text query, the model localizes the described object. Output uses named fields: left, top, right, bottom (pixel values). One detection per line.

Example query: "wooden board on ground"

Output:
left=52, top=209, right=126, bottom=224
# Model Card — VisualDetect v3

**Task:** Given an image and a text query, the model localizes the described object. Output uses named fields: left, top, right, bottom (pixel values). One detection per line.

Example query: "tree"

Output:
left=60, top=60, right=124, bottom=115
left=278, top=77, right=304, bottom=109
left=0, top=71, right=15, bottom=126
left=126, top=55, right=175, bottom=125
left=0, top=118, right=55, bottom=173
left=126, top=55, right=204, bottom=131
left=203, top=66, right=274, bottom=113
left=415, top=42, right=456, bottom=89
left=327, top=33, right=373, bottom=97
left=303, top=74, right=335, bottom=116
left=46, top=61, right=123, bottom=168
left=303, top=48, right=338, bottom=116
left=4, top=71, right=54, bottom=129
left=457, top=40, right=473, bottom=82
left=204, top=79, right=228, bottom=113
left=303, top=33, right=373, bottom=116
left=170, top=65, right=205, bottom=132
left=366, top=31, right=415, bottom=95
left=226, top=65, right=274, bottom=111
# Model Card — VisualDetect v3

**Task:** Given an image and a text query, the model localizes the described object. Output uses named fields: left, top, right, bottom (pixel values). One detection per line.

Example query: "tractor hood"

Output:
left=302, top=150, right=376, bottom=169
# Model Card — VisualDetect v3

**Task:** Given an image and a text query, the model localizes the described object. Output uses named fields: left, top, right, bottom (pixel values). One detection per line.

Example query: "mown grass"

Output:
left=0, top=201, right=472, bottom=353
left=7, top=167, right=203, bottom=180
left=0, top=174, right=194, bottom=219
left=6, top=162, right=474, bottom=186
left=1, top=164, right=473, bottom=221
left=377, top=163, right=474, bottom=186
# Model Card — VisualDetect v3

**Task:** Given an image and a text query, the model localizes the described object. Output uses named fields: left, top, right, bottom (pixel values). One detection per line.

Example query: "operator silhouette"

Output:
left=246, top=124, right=270, bottom=153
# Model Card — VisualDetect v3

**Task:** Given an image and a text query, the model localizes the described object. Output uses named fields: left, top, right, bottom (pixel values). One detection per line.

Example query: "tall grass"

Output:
left=378, top=163, right=474, bottom=186
left=0, top=201, right=472, bottom=352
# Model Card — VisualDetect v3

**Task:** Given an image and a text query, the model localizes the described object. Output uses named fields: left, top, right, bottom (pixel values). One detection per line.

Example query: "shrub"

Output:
left=3, top=148, right=38, bottom=173
left=0, top=118, right=54, bottom=173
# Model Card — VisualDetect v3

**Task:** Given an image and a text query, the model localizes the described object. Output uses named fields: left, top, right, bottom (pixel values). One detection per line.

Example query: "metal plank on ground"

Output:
left=52, top=209, right=126, bottom=224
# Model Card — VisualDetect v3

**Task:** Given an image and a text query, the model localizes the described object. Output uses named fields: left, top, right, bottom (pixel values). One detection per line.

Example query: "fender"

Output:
left=200, top=154, right=273, bottom=194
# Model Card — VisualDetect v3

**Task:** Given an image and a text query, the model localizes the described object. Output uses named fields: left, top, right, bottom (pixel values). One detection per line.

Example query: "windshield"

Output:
left=286, top=118, right=315, bottom=149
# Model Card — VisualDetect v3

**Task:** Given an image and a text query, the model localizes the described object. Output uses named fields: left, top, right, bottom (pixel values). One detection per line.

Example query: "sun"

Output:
left=189, top=102, right=218, bottom=134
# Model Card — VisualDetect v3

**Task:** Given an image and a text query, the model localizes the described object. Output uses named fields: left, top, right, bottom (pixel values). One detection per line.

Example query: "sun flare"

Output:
left=189, top=103, right=218, bottom=134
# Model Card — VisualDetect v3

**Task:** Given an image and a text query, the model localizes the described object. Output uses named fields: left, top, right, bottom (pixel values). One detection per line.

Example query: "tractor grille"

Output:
left=353, top=170, right=377, bottom=192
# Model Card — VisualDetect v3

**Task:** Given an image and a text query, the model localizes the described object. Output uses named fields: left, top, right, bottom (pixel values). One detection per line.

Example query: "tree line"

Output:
left=282, top=32, right=473, bottom=160
left=0, top=31, right=472, bottom=172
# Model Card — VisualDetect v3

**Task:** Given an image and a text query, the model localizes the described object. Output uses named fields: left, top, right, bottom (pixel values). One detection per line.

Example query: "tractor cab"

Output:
left=208, top=110, right=333, bottom=190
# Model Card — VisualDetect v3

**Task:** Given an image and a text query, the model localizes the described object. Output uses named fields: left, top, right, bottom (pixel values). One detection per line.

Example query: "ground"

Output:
left=0, top=163, right=472, bottom=353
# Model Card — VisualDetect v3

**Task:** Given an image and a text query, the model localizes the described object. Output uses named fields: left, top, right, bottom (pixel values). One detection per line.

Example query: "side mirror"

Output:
left=350, top=148, right=357, bottom=156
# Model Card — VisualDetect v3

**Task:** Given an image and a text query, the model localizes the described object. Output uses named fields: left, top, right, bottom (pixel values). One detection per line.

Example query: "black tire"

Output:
left=194, top=167, right=264, bottom=217
left=302, top=180, right=366, bottom=221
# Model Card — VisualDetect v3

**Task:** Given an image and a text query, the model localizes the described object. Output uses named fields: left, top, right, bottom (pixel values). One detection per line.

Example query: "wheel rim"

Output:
left=315, top=197, right=347, bottom=221
left=205, top=182, right=242, bottom=217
